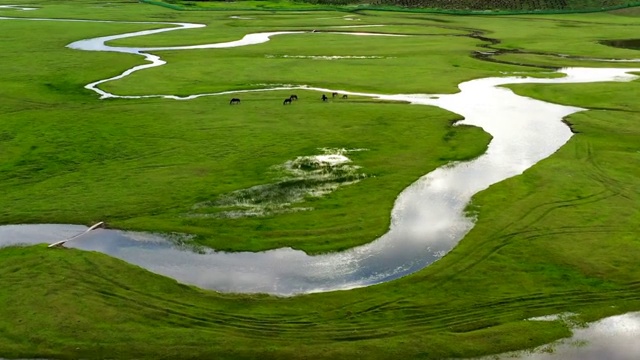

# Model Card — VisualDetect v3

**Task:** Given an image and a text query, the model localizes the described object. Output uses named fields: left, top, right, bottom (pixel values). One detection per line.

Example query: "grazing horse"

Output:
left=229, top=98, right=241, bottom=105
left=332, top=92, right=338, bottom=98
left=290, top=94, right=298, bottom=101
left=283, top=97, right=292, bottom=105
left=342, top=94, right=348, bottom=99
left=322, top=94, right=329, bottom=102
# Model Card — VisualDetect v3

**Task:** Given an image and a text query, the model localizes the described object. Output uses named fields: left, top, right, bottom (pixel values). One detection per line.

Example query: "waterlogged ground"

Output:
left=190, top=149, right=368, bottom=219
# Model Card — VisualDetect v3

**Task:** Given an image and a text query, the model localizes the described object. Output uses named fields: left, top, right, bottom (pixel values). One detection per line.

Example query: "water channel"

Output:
left=482, top=311, right=640, bottom=360
left=0, top=14, right=639, bottom=297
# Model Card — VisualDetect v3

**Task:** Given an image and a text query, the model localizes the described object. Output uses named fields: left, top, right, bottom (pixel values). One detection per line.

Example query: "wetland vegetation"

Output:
left=157, top=0, right=640, bottom=12
left=0, top=0, right=639, bottom=358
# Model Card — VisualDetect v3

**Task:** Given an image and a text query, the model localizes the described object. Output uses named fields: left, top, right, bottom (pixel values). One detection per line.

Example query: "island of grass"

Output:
left=0, top=1, right=639, bottom=359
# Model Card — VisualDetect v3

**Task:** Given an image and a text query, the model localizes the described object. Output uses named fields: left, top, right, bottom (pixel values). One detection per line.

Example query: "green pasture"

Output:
left=1, top=0, right=639, bottom=358
left=104, top=34, right=522, bottom=95
left=150, top=0, right=640, bottom=13
left=493, top=52, right=640, bottom=68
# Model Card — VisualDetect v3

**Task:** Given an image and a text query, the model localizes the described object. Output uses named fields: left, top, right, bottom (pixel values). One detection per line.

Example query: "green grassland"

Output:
left=493, top=52, right=640, bottom=68
left=0, top=14, right=494, bottom=252
left=156, top=0, right=640, bottom=12
left=1, top=1, right=640, bottom=358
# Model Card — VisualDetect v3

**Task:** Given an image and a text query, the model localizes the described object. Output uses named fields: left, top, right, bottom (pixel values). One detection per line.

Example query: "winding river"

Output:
left=0, top=12, right=639, bottom=296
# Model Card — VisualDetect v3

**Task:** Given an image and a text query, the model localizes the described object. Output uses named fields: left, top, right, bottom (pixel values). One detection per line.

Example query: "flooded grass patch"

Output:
left=190, top=149, right=368, bottom=218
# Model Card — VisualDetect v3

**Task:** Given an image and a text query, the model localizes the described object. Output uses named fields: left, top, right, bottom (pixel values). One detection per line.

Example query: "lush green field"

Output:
left=1, top=1, right=640, bottom=359
left=156, top=0, right=640, bottom=13
left=0, top=5, right=496, bottom=252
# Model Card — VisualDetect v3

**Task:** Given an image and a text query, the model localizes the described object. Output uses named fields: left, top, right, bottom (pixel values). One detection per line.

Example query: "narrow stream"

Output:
left=0, top=15, right=639, bottom=296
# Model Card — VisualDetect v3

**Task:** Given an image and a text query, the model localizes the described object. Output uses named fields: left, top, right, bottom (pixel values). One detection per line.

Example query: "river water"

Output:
left=482, top=312, right=640, bottom=360
left=0, top=15, right=639, bottom=296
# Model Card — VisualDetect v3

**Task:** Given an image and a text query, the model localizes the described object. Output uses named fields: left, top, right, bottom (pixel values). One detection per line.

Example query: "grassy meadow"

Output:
left=153, top=0, right=640, bottom=12
left=0, top=1, right=639, bottom=358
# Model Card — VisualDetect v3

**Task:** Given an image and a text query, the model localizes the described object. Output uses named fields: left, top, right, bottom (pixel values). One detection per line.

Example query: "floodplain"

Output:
left=0, top=1, right=639, bottom=358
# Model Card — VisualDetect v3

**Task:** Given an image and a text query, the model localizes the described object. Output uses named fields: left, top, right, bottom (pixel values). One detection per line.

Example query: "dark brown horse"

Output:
left=342, top=94, right=348, bottom=99
left=229, top=98, right=241, bottom=105
left=332, top=92, right=338, bottom=98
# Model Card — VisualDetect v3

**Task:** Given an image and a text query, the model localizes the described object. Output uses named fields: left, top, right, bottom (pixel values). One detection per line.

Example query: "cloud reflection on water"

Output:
left=484, top=312, right=640, bottom=360
left=0, top=15, right=639, bottom=296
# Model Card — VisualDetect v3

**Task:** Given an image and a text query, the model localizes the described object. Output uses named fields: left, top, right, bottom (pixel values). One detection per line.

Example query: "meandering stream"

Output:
left=0, top=13, right=639, bottom=296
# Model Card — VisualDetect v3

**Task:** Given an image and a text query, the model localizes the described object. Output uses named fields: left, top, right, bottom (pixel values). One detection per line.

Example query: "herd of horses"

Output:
left=229, top=92, right=348, bottom=105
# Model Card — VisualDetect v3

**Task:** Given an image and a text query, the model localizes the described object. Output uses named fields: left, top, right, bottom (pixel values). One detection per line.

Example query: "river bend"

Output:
left=0, top=14, right=639, bottom=295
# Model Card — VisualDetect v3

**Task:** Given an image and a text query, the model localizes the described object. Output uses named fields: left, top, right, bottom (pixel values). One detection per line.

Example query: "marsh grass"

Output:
left=191, top=149, right=367, bottom=218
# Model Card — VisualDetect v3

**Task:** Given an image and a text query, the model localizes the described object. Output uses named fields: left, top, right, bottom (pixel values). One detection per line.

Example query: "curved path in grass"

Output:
left=1, top=12, right=639, bottom=296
